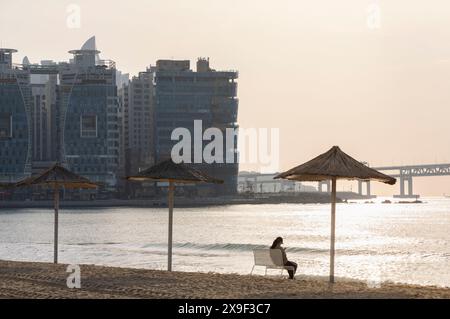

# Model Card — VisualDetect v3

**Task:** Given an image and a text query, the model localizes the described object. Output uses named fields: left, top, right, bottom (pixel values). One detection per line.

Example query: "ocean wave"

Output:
left=65, top=242, right=122, bottom=246
left=141, top=242, right=440, bottom=257
left=142, top=242, right=330, bottom=254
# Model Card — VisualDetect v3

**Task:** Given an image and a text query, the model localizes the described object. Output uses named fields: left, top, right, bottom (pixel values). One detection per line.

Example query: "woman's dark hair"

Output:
left=270, top=237, right=283, bottom=249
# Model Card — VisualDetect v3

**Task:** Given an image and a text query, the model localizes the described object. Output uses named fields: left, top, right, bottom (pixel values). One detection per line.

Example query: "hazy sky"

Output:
left=1, top=0, right=450, bottom=195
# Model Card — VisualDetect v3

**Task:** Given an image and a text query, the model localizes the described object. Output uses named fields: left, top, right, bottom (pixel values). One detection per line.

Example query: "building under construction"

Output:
left=153, top=58, right=239, bottom=196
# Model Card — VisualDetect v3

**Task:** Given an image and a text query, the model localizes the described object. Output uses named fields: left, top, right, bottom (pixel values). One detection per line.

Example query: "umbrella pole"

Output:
left=54, top=185, right=59, bottom=264
left=330, top=177, right=337, bottom=283
left=167, top=181, right=174, bottom=271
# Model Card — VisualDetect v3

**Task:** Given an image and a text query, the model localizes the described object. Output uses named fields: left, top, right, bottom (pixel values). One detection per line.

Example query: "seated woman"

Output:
left=270, top=237, right=297, bottom=279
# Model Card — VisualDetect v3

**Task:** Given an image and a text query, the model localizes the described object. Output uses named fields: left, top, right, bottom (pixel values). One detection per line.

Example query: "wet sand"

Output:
left=0, top=260, right=448, bottom=299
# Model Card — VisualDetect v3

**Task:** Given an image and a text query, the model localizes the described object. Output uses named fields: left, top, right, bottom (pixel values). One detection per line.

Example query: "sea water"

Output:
left=0, top=198, right=449, bottom=287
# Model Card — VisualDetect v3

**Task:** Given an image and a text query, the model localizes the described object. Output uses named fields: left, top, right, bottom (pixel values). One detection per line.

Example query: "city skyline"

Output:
left=2, top=0, right=450, bottom=195
left=0, top=37, right=243, bottom=198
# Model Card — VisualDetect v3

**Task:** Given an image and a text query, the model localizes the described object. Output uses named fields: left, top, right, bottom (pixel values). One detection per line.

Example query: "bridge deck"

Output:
left=373, top=163, right=450, bottom=178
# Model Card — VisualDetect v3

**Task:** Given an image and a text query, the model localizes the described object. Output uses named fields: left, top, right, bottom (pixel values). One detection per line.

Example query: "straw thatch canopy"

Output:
left=126, top=159, right=224, bottom=184
left=275, top=146, right=396, bottom=185
left=15, top=163, right=98, bottom=189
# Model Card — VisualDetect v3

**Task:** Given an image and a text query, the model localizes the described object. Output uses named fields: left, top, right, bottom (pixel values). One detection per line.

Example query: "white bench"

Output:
left=250, top=249, right=295, bottom=276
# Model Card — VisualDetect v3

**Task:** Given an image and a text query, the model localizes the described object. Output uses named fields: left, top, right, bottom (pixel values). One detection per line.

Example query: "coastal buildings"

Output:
left=0, top=48, right=32, bottom=183
left=153, top=58, right=239, bottom=196
left=0, top=39, right=240, bottom=196
left=59, top=38, right=120, bottom=191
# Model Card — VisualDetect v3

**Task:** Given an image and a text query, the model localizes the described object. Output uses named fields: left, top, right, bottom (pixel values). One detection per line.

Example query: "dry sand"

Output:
left=0, top=260, right=449, bottom=299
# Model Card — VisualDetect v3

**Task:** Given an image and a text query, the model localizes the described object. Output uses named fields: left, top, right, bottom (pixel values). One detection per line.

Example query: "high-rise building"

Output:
left=29, top=59, right=58, bottom=162
left=123, top=69, right=155, bottom=175
left=118, top=68, right=155, bottom=197
left=0, top=38, right=121, bottom=192
left=59, top=37, right=120, bottom=190
left=0, top=48, right=32, bottom=182
left=116, top=72, right=129, bottom=181
left=153, top=58, right=239, bottom=195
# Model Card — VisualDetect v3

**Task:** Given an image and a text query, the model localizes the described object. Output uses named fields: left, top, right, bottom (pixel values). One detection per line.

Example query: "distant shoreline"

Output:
left=0, top=192, right=372, bottom=209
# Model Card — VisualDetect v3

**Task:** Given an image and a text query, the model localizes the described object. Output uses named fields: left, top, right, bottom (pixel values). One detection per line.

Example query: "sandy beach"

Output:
left=0, top=260, right=449, bottom=299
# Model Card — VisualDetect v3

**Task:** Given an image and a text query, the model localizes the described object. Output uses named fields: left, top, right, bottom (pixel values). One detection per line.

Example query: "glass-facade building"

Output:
left=60, top=48, right=119, bottom=190
left=153, top=58, right=239, bottom=195
left=0, top=49, right=32, bottom=182
left=0, top=40, right=120, bottom=192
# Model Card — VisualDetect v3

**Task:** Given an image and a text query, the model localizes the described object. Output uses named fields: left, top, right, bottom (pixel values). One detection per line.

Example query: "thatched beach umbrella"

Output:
left=126, top=159, right=223, bottom=271
left=274, top=146, right=396, bottom=283
left=15, top=163, right=97, bottom=264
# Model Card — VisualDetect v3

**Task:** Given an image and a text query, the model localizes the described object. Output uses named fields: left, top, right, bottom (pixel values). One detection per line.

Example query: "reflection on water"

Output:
left=0, top=198, right=449, bottom=287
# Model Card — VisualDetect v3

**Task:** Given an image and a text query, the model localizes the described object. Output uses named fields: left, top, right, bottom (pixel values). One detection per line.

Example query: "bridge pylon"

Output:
left=318, top=180, right=331, bottom=193
left=394, top=175, right=420, bottom=198
left=357, top=180, right=376, bottom=198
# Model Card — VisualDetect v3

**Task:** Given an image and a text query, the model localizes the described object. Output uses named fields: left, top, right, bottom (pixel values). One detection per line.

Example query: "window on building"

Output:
left=0, top=113, right=12, bottom=138
left=80, top=114, right=97, bottom=138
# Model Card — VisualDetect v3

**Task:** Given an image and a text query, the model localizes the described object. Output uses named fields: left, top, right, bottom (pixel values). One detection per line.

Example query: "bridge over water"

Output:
left=240, top=163, right=450, bottom=198
left=353, top=163, right=450, bottom=198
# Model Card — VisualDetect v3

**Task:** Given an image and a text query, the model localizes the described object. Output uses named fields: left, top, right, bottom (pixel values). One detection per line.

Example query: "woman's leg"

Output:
left=284, top=261, right=296, bottom=279
left=291, top=261, right=298, bottom=274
